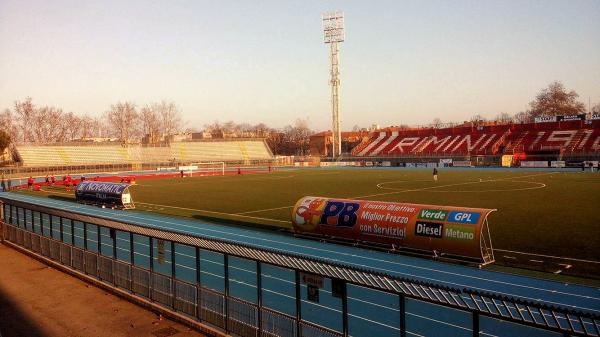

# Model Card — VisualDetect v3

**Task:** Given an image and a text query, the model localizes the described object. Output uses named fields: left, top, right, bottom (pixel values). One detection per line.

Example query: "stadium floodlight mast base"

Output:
left=323, top=11, right=344, bottom=158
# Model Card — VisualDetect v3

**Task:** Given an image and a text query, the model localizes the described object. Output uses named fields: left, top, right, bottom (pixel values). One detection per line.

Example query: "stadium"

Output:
left=1, top=112, right=599, bottom=337
left=1, top=3, right=600, bottom=337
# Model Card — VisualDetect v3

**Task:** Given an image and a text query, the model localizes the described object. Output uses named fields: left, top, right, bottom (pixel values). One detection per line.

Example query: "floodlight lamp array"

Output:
left=322, top=11, right=345, bottom=43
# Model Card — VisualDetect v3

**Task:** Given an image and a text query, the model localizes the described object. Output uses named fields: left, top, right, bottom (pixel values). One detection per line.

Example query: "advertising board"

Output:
left=521, top=161, right=549, bottom=168
left=535, top=116, right=557, bottom=123
left=291, top=196, right=495, bottom=260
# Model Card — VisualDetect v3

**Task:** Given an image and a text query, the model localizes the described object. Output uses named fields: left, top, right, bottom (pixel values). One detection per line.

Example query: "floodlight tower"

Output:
left=322, top=11, right=344, bottom=158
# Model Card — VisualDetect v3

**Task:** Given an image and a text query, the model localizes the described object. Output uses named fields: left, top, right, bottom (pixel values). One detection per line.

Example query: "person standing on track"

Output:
left=27, top=176, right=34, bottom=190
left=433, top=167, right=438, bottom=182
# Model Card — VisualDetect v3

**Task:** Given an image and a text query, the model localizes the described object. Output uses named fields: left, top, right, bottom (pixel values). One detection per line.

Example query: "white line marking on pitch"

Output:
left=135, top=202, right=289, bottom=223
left=494, top=249, right=600, bottom=264
left=20, top=189, right=288, bottom=224
left=359, top=172, right=556, bottom=199
left=236, top=205, right=296, bottom=214
left=202, top=172, right=556, bottom=215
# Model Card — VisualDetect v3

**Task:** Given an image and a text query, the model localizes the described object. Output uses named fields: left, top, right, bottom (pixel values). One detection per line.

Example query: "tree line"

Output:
left=0, top=98, right=183, bottom=145
left=0, top=98, right=314, bottom=156
left=1, top=81, right=596, bottom=156
left=431, top=81, right=599, bottom=127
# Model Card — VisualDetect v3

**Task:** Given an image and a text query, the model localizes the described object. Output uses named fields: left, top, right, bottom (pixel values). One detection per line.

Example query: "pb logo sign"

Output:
left=320, top=201, right=360, bottom=227
left=447, top=211, right=480, bottom=225
left=415, top=221, right=443, bottom=238
left=418, top=209, right=447, bottom=221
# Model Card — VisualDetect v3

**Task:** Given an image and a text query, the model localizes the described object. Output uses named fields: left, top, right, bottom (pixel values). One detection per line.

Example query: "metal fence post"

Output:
left=196, top=246, right=201, bottom=319
left=112, top=229, right=117, bottom=259
left=342, top=280, right=348, bottom=337
left=473, top=311, right=479, bottom=337
left=129, top=232, right=135, bottom=291
left=295, top=269, right=301, bottom=336
left=96, top=225, right=101, bottom=276
left=149, top=237, right=154, bottom=299
left=257, top=261, right=262, bottom=334
left=59, top=216, right=64, bottom=243
left=171, top=240, right=176, bottom=309
left=83, top=222, right=87, bottom=271
left=399, top=294, right=406, bottom=337
left=224, top=254, right=229, bottom=333
left=0, top=202, right=4, bottom=243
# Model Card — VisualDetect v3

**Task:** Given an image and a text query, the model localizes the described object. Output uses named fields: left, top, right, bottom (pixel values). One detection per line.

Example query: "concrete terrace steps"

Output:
left=15, top=140, right=273, bottom=167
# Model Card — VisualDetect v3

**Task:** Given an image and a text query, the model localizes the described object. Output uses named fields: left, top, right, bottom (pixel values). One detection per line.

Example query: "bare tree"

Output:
left=431, top=118, right=443, bottom=129
left=32, top=106, right=65, bottom=142
left=140, top=105, right=161, bottom=143
left=79, top=115, right=96, bottom=139
left=513, top=111, right=532, bottom=124
left=0, top=108, right=19, bottom=142
left=204, top=121, right=224, bottom=138
left=529, top=81, right=585, bottom=117
left=106, top=102, right=139, bottom=143
left=64, top=112, right=83, bottom=141
left=13, top=97, right=36, bottom=142
left=253, top=123, right=271, bottom=137
left=494, top=112, right=512, bottom=124
left=0, top=129, right=10, bottom=156
left=470, top=114, right=485, bottom=122
left=152, top=101, right=181, bottom=141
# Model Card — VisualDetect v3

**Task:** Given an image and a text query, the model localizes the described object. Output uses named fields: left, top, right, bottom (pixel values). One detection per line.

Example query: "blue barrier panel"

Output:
left=300, top=278, right=343, bottom=333
left=11, top=205, right=17, bottom=226
left=25, top=209, right=33, bottom=232
left=405, top=298, right=472, bottom=337
left=133, top=234, right=150, bottom=269
left=115, top=230, right=131, bottom=263
left=2, top=204, right=9, bottom=224
left=228, top=256, right=257, bottom=304
left=174, top=243, right=196, bottom=284
left=62, top=218, right=72, bottom=244
left=73, top=221, right=85, bottom=249
left=152, top=238, right=173, bottom=276
left=18, top=207, right=25, bottom=229
left=261, top=263, right=296, bottom=317
left=99, top=226, right=114, bottom=258
left=51, top=215, right=61, bottom=240
left=85, top=223, right=98, bottom=252
left=347, top=284, right=400, bottom=337
left=42, top=213, right=51, bottom=237
left=32, top=211, right=41, bottom=234
left=200, top=249, right=225, bottom=293
left=480, top=316, right=564, bottom=337
left=10, top=206, right=18, bottom=225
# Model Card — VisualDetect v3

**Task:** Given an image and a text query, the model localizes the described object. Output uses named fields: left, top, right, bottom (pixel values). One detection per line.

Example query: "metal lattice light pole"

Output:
left=322, top=11, right=344, bottom=158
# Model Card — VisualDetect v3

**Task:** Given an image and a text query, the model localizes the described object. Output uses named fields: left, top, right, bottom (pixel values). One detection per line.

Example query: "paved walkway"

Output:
left=0, top=243, right=206, bottom=337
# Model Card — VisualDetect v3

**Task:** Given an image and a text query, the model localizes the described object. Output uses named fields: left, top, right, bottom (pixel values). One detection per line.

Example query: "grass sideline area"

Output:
left=17, top=167, right=600, bottom=282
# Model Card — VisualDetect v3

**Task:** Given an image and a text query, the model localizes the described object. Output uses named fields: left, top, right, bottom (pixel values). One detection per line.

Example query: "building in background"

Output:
left=310, top=130, right=370, bottom=157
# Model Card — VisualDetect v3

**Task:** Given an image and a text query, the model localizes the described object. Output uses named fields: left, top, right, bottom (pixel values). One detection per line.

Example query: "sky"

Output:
left=0, top=0, right=599, bottom=131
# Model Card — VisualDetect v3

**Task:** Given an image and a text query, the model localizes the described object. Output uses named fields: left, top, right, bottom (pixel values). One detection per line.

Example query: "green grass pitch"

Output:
left=22, top=167, right=600, bottom=281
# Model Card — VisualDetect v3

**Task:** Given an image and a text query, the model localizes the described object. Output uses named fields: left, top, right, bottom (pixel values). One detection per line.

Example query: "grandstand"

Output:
left=13, top=139, right=273, bottom=167
left=350, top=120, right=600, bottom=161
